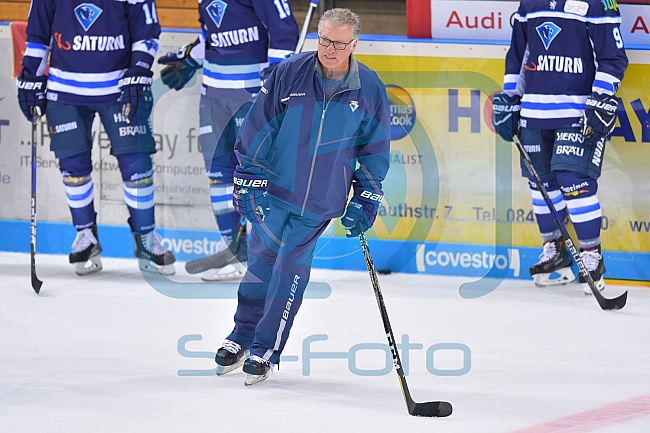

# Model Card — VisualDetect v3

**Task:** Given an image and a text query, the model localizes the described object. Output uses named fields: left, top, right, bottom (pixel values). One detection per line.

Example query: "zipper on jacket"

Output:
left=300, top=87, right=353, bottom=216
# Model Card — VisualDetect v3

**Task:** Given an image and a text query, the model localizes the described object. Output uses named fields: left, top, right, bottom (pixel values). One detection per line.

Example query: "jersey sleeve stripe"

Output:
left=268, top=48, right=293, bottom=64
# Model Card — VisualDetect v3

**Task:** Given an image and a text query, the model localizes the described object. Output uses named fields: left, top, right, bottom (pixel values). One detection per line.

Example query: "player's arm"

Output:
left=252, top=0, right=299, bottom=77
left=492, top=2, right=527, bottom=141
left=582, top=2, right=629, bottom=143
left=17, top=0, right=55, bottom=121
left=342, top=79, right=391, bottom=237
left=119, top=0, right=161, bottom=123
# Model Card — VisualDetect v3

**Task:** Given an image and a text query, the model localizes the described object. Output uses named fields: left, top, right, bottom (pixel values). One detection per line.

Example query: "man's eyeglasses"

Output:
left=317, top=35, right=355, bottom=50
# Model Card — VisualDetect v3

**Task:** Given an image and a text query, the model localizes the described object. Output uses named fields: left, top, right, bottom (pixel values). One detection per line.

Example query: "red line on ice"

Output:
left=512, top=394, right=650, bottom=433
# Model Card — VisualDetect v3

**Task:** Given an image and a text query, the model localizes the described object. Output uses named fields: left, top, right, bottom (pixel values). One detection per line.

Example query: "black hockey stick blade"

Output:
left=359, top=229, right=452, bottom=417
left=512, top=134, right=627, bottom=310
left=30, top=110, right=43, bottom=294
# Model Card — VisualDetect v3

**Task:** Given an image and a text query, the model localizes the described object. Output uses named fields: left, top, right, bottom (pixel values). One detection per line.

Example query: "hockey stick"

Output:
left=295, top=0, right=319, bottom=53
left=30, top=109, right=43, bottom=294
left=512, top=133, right=626, bottom=310
left=358, top=229, right=452, bottom=417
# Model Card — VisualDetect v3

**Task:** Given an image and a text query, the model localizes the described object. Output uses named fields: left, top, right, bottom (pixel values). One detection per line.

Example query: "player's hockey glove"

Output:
left=233, top=166, right=271, bottom=223
left=581, top=92, right=618, bottom=145
left=341, top=181, right=383, bottom=238
left=118, top=67, right=154, bottom=124
left=491, top=93, right=521, bottom=142
left=16, top=69, right=47, bottom=122
left=157, top=40, right=201, bottom=91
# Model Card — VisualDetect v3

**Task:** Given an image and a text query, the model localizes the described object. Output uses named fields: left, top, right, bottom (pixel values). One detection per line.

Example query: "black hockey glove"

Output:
left=582, top=92, right=618, bottom=145
left=118, top=67, right=154, bottom=124
left=16, top=69, right=47, bottom=122
left=233, top=166, right=271, bottom=223
left=491, top=93, right=521, bottom=142
left=157, top=41, right=201, bottom=91
left=341, top=181, right=383, bottom=238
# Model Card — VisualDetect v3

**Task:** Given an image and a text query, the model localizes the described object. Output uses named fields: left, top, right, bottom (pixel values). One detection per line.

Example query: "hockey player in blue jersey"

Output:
left=212, top=8, right=391, bottom=385
left=158, top=0, right=299, bottom=281
left=492, top=0, right=628, bottom=294
left=16, top=0, right=176, bottom=276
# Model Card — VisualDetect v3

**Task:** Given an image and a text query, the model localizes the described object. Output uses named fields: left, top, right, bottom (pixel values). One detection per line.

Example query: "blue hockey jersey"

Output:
left=23, top=0, right=161, bottom=106
left=193, top=0, right=299, bottom=99
left=503, top=0, right=628, bottom=129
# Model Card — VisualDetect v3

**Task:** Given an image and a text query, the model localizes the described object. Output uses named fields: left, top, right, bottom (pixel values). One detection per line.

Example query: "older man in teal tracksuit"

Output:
left=213, top=8, right=391, bottom=386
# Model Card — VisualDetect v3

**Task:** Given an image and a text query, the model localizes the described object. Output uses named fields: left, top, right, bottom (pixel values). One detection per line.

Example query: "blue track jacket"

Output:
left=235, top=52, right=391, bottom=219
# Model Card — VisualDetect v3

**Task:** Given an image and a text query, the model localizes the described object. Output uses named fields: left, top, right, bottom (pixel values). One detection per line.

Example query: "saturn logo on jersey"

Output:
left=535, top=22, right=562, bottom=50
left=206, top=0, right=228, bottom=28
left=74, top=4, right=103, bottom=32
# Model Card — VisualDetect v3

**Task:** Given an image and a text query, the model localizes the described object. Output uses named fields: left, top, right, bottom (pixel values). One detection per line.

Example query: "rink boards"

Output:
left=0, top=26, right=649, bottom=282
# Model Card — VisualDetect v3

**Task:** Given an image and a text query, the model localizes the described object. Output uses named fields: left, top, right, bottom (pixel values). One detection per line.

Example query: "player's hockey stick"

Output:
left=512, top=133, right=626, bottom=310
left=295, top=0, right=319, bottom=53
left=30, top=109, right=43, bottom=294
left=358, top=229, right=452, bottom=417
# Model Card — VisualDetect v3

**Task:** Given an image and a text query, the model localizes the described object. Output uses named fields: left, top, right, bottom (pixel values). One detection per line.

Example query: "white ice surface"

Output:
left=1, top=252, right=649, bottom=432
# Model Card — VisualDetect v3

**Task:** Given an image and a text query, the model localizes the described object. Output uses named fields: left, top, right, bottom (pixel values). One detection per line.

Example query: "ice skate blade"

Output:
left=201, top=262, right=247, bottom=282
left=244, top=370, right=271, bottom=386
left=138, top=258, right=176, bottom=276
left=74, top=256, right=103, bottom=276
left=216, top=357, right=246, bottom=376
left=582, top=278, right=605, bottom=296
left=533, top=267, right=575, bottom=288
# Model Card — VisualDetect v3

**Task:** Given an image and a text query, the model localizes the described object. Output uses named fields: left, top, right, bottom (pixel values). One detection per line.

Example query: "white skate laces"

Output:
left=221, top=339, right=242, bottom=355
left=71, top=228, right=98, bottom=253
left=579, top=249, right=602, bottom=272
left=142, top=230, right=167, bottom=255
left=538, top=240, right=557, bottom=264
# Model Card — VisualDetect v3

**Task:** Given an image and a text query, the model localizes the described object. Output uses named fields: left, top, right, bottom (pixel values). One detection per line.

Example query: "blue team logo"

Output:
left=536, top=22, right=562, bottom=50
left=206, top=0, right=228, bottom=28
left=74, top=4, right=103, bottom=31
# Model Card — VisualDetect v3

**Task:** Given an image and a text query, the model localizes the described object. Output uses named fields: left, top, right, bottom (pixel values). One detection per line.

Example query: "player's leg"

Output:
left=521, top=128, right=574, bottom=287
left=244, top=211, right=330, bottom=386
left=47, top=101, right=102, bottom=275
left=98, top=104, right=176, bottom=275
left=198, top=96, right=252, bottom=280
left=553, top=133, right=608, bottom=294
left=215, top=206, right=287, bottom=375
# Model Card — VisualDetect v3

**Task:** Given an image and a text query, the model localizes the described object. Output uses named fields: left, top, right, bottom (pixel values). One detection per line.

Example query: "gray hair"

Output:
left=318, top=8, right=362, bottom=40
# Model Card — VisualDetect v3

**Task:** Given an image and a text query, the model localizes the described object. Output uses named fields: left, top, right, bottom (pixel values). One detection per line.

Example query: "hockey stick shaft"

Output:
left=30, top=111, right=42, bottom=294
left=295, top=0, right=319, bottom=54
left=512, top=134, right=626, bottom=310
left=358, top=230, right=452, bottom=417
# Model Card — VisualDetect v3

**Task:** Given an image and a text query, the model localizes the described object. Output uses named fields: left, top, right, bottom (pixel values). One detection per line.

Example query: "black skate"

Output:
left=69, top=226, right=103, bottom=276
left=133, top=230, right=176, bottom=276
left=215, top=339, right=247, bottom=376
left=186, top=222, right=248, bottom=281
left=529, top=238, right=575, bottom=287
left=243, top=355, right=274, bottom=386
left=579, top=246, right=606, bottom=295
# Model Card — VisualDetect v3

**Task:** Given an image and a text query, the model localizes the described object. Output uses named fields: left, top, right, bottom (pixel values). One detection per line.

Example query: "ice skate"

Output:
left=215, top=339, right=247, bottom=376
left=579, top=246, right=606, bottom=295
left=69, top=226, right=103, bottom=276
left=243, top=355, right=274, bottom=386
left=529, top=238, right=575, bottom=287
left=186, top=227, right=248, bottom=279
left=133, top=230, right=176, bottom=276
